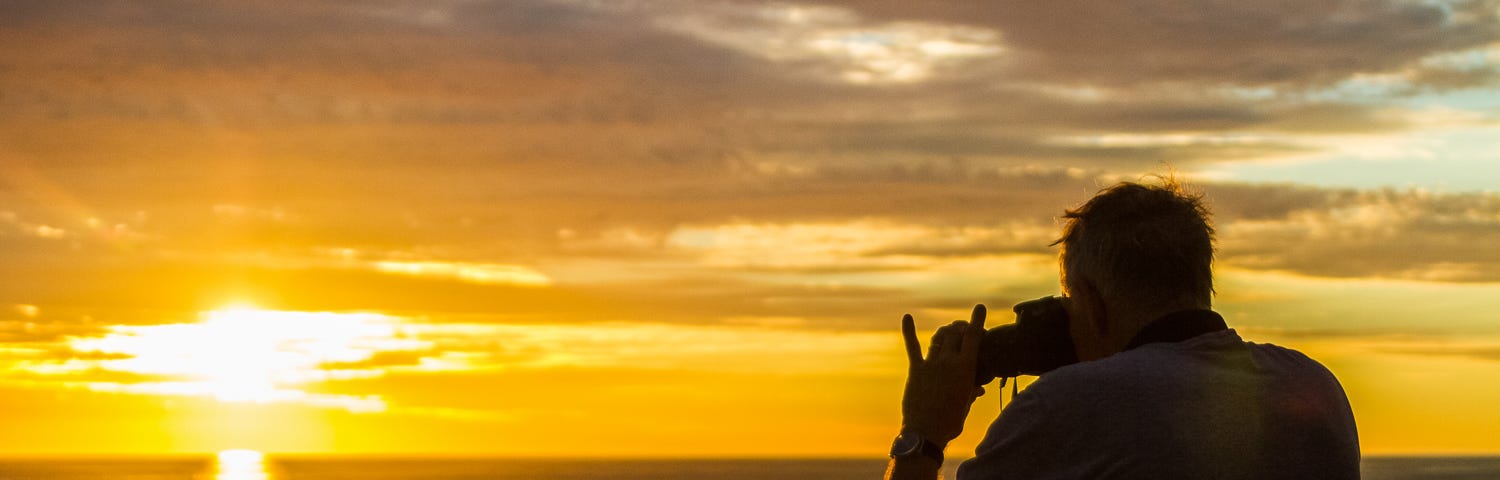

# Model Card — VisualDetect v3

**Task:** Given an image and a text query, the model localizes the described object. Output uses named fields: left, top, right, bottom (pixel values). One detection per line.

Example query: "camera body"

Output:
left=974, top=296, right=1079, bottom=386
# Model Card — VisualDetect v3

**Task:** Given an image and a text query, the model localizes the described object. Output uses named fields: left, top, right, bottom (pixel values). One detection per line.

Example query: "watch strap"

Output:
left=891, top=431, right=945, bottom=464
left=918, top=438, right=944, bottom=463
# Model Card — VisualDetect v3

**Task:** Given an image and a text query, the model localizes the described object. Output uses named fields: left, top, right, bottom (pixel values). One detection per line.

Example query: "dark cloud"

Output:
left=1401, top=64, right=1500, bottom=92
left=1209, top=184, right=1500, bottom=282
left=0, top=0, right=1476, bottom=172
left=1, top=0, right=1497, bottom=336
left=815, top=0, right=1500, bottom=89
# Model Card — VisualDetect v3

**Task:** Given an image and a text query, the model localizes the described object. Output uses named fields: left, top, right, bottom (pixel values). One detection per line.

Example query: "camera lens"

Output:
left=974, top=296, right=1078, bottom=386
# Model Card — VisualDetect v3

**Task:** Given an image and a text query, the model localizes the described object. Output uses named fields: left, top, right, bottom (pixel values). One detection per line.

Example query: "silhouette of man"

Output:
left=885, top=180, right=1359, bottom=479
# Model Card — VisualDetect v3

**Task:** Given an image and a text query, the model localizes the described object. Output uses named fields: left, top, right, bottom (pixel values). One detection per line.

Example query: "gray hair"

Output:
left=1055, top=178, right=1216, bottom=312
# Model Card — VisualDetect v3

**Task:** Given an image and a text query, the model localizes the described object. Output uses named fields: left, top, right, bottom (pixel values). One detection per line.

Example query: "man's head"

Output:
left=1055, top=178, right=1215, bottom=360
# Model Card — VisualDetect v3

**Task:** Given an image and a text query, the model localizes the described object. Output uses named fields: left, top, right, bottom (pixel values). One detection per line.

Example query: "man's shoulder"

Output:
left=1025, top=329, right=1339, bottom=396
left=1242, top=337, right=1338, bottom=375
left=1031, top=330, right=1240, bottom=383
left=1240, top=337, right=1352, bottom=405
left=961, top=330, right=1360, bottom=480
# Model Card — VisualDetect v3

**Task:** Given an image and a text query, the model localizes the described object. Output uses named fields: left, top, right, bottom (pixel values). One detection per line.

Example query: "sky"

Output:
left=0, top=0, right=1499, bottom=457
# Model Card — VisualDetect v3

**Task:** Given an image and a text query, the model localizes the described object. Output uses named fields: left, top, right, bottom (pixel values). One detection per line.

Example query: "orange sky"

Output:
left=1, top=0, right=1499, bottom=457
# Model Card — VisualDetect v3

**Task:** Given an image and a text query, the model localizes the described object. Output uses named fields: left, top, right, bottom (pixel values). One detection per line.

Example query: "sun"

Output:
left=193, top=306, right=304, bottom=402
left=64, top=305, right=419, bottom=411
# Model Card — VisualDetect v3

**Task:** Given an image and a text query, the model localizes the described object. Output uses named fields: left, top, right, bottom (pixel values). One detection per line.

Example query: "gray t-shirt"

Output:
left=956, top=329, right=1359, bottom=480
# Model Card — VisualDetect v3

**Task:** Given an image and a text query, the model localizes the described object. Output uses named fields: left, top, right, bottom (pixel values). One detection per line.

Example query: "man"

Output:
left=885, top=180, right=1360, bottom=479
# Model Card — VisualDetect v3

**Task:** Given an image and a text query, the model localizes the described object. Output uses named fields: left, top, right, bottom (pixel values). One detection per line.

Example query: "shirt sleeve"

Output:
left=956, top=380, right=1079, bottom=480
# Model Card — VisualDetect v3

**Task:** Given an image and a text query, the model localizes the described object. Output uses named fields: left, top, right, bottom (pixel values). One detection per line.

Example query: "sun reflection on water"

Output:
left=211, top=449, right=272, bottom=480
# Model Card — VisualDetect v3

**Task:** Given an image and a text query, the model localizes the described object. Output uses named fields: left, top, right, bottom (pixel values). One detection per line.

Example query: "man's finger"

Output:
left=960, top=304, right=987, bottom=358
left=930, top=321, right=966, bottom=359
left=901, top=314, right=923, bottom=367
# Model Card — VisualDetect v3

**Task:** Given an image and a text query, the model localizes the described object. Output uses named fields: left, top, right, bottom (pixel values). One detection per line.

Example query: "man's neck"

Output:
left=1104, top=302, right=1212, bottom=354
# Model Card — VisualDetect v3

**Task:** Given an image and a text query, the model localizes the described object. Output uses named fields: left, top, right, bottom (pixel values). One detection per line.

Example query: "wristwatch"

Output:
left=890, top=429, right=945, bottom=463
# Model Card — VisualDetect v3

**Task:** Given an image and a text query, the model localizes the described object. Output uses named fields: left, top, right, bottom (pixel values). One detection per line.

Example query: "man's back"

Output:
left=956, top=329, right=1360, bottom=480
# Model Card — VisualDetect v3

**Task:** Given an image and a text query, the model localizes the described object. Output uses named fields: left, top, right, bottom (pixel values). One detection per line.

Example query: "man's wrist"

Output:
left=891, top=451, right=943, bottom=470
left=890, top=428, right=947, bottom=464
left=886, top=452, right=942, bottom=480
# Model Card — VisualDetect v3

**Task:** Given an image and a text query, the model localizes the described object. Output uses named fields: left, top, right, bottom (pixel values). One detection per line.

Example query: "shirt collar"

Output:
left=1122, top=309, right=1228, bottom=352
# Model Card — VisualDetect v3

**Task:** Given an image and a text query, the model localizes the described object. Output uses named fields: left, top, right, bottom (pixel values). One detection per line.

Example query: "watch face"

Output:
left=890, top=432, right=922, bottom=457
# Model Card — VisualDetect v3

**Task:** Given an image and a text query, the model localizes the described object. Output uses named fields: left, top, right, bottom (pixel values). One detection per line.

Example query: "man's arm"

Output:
left=884, top=305, right=987, bottom=480
left=886, top=455, right=944, bottom=480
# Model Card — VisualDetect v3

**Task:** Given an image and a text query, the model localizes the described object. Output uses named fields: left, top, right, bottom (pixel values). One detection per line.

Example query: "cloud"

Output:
left=1239, top=325, right=1500, bottom=363
left=637, top=1, right=1004, bottom=85
left=370, top=261, right=552, bottom=287
left=1, top=1, right=1490, bottom=255
left=5, top=173, right=1496, bottom=335
left=3, top=0, right=1488, bottom=179
left=377, top=320, right=901, bottom=375
left=1211, top=184, right=1500, bottom=282
left=1, top=1, right=1498, bottom=333
left=812, top=0, right=1500, bottom=89
left=0, top=309, right=906, bottom=419
left=0, top=309, right=424, bottom=413
left=662, top=219, right=1055, bottom=271
left=0, top=319, right=106, bottom=344
left=1380, top=343, right=1500, bottom=362
left=319, top=349, right=432, bottom=370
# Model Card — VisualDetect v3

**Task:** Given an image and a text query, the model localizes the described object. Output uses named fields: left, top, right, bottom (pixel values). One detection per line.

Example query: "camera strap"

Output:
left=1121, top=309, right=1228, bottom=352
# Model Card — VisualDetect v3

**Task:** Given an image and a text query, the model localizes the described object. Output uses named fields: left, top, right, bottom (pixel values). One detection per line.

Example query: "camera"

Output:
left=973, top=295, right=1079, bottom=386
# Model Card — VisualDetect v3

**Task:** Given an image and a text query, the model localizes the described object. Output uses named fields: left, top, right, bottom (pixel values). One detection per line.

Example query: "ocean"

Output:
left=0, top=456, right=1496, bottom=479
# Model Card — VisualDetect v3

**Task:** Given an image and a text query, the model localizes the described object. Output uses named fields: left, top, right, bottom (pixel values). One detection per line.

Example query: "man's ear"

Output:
left=1072, top=276, right=1109, bottom=338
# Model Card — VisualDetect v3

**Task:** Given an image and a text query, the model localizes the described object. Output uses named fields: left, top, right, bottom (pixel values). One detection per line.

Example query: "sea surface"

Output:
left=0, top=456, right=1496, bottom=479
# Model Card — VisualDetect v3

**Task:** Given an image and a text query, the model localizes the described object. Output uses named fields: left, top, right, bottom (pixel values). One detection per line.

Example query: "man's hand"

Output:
left=900, top=304, right=988, bottom=444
